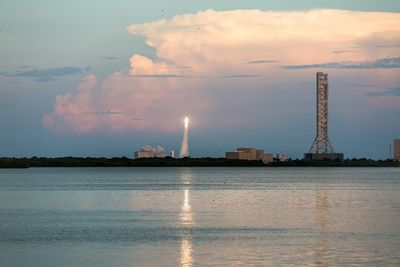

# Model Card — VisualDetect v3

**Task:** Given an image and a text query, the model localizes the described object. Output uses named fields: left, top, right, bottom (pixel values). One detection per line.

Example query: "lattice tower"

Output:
left=309, top=72, right=335, bottom=153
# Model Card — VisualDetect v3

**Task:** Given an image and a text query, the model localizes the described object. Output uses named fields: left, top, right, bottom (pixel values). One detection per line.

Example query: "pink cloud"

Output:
left=44, top=56, right=213, bottom=133
left=44, top=9, right=400, bottom=134
left=129, top=55, right=177, bottom=75
left=127, top=9, right=400, bottom=69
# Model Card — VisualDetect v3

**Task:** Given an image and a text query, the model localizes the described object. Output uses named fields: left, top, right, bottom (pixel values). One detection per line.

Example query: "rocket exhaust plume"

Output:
left=179, top=116, right=189, bottom=158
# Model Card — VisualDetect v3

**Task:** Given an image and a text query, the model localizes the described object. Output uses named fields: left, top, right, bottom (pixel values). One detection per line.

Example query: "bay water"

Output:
left=0, top=167, right=399, bottom=266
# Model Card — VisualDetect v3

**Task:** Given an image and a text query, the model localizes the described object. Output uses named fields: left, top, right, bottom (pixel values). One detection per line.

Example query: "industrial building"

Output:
left=304, top=72, right=344, bottom=160
left=226, top=147, right=273, bottom=164
left=134, top=145, right=165, bottom=159
left=394, top=139, right=400, bottom=161
left=304, top=153, right=343, bottom=160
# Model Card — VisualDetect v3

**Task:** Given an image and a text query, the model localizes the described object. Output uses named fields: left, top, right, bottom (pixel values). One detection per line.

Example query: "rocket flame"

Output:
left=184, top=117, right=189, bottom=129
left=180, top=116, right=190, bottom=158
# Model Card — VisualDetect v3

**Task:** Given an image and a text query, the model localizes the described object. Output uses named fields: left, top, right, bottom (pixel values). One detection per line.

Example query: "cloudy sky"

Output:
left=1, top=0, right=399, bottom=159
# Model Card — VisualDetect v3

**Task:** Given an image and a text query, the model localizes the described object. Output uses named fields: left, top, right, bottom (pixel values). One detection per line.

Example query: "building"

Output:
left=256, top=149, right=273, bottom=164
left=134, top=145, right=165, bottom=159
left=304, top=153, right=343, bottom=160
left=275, top=153, right=288, bottom=162
left=135, top=151, right=156, bottom=159
left=226, top=147, right=273, bottom=164
left=304, top=72, right=344, bottom=160
left=394, top=139, right=400, bottom=161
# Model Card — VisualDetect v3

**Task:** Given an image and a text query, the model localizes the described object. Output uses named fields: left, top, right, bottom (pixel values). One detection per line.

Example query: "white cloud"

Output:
left=127, top=9, right=400, bottom=70
left=44, top=9, right=400, bottom=134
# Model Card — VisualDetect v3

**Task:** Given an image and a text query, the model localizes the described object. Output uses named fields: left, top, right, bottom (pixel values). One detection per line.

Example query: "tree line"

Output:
left=0, top=157, right=398, bottom=168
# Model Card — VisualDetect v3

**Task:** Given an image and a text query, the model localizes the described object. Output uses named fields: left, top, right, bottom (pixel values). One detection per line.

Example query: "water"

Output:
left=0, top=167, right=399, bottom=266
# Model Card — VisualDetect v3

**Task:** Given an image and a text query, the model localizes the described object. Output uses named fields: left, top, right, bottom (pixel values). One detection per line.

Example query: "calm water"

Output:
left=0, top=167, right=399, bottom=266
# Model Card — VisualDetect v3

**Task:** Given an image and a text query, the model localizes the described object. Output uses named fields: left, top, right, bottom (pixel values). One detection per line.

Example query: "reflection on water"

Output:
left=180, top=235, right=193, bottom=267
left=179, top=169, right=194, bottom=267
left=180, top=190, right=193, bottom=225
left=315, top=187, right=330, bottom=266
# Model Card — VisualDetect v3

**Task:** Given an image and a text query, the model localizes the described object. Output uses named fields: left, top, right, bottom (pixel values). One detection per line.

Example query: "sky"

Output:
left=0, top=0, right=399, bottom=159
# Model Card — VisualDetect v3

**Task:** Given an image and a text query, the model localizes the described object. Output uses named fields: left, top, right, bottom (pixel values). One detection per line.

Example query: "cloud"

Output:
left=219, top=74, right=259, bottom=78
left=365, top=87, right=400, bottom=97
left=43, top=56, right=212, bottom=133
left=284, top=57, right=400, bottom=69
left=246, top=60, right=277, bottom=64
left=131, top=74, right=179, bottom=78
left=128, top=9, right=400, bottom=72
left=331, top=50, right=354, bottom=54
left=376, top=44, right=400, bottom=48
left=0, top=29, right=14, bottom=35
left=45, top=9, right=400, bottom=134
left=348, top=83, right=378, bottom=88
left=17, top=65, right=34, bottom=69
left=103, top=56, right=118, bottom=60
left=8, top=67, right=86, bottom=82
left=129, top=54, right=177, bottom=75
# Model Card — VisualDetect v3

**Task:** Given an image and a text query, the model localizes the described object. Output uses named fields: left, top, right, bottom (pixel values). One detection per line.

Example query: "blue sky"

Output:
left=0, top=1, right=399, bottom=159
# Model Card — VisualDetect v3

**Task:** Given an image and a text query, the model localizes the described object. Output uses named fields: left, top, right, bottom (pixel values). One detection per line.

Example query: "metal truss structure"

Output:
left=309, top=72, right=335, bottom=154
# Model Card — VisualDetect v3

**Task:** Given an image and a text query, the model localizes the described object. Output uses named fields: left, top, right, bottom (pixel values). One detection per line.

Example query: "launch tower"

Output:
left=304, top=72, right=343, bottom=160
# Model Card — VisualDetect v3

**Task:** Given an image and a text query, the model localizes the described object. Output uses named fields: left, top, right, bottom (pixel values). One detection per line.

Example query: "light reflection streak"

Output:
left=315, top=185, right=330, bottom=266
left=180, top=233, right=193, bottom=267
left=179, top=169, right=194, bottom=267
left=180, top=189, right=193, bottom=225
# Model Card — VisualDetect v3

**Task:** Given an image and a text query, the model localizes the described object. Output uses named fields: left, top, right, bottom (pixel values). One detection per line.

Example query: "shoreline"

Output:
left=1, top=157, right=399, bottom=168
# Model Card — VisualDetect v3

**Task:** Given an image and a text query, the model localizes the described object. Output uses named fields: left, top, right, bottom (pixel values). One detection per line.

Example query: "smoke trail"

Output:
left=179, top=117, right=189, bottom=158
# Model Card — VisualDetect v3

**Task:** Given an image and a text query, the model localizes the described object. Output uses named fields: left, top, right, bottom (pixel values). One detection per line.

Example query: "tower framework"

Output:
left=305, top=72, right=343, bottom=160
left=309, top=72, right=334, bottom=153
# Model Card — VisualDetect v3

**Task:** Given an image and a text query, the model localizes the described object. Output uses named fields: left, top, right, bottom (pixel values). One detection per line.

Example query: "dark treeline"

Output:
left=0, top=157, right=399, bottom=168
left=0, top=157, right=265, bottom=168
left=270, top=158, right=400, bottom=167
left=0, top=158, right=30, bottom=168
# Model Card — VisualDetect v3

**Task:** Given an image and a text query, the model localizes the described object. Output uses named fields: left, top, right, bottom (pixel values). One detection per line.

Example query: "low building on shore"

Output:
left=304, top=153, right=344, bottom=161
left=226, top=147, right=273, bottom=164
left=134, top=145, right=165, bottom=159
